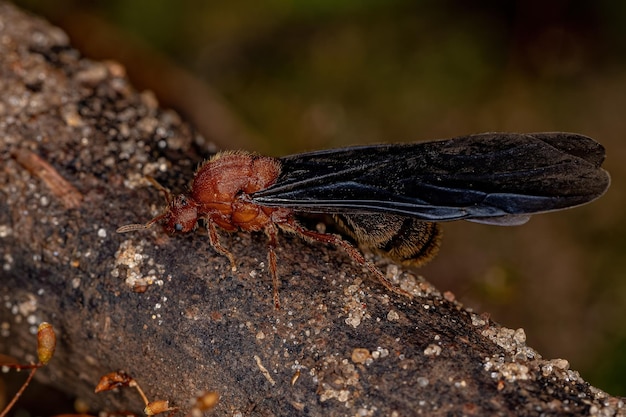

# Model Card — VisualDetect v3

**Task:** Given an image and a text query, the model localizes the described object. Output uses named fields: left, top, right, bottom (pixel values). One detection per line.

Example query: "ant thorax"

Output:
left=188, top=152, right=284, bottom=232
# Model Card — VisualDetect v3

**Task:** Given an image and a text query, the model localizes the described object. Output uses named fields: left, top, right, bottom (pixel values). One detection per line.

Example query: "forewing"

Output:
left=251, top=132, right=610, bottom=223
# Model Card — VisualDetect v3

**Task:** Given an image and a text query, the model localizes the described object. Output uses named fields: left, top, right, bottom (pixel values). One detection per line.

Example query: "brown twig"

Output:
left=0, top=366, right=38, bottom=417
left=12, top=148, right=83, bottom=209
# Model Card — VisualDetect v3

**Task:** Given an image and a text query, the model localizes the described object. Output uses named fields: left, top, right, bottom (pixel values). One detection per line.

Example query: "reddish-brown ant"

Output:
left=117, top=151, right=408, bottom=309
left=117, top=133, right=609, bottom=308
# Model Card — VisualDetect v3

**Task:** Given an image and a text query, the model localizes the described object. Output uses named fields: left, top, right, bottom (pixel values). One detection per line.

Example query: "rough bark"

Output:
left=0, top=3, right=623, bottom=416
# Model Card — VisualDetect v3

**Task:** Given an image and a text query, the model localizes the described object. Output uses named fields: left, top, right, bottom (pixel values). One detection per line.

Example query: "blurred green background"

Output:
left=13, top=0, right=626, bottom=396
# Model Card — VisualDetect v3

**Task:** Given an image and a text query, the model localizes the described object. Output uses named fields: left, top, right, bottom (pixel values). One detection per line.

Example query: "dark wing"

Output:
left=251, top=132, right=610, bottom=225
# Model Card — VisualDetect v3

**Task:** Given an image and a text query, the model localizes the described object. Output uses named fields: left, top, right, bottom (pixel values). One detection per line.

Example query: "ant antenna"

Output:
left=145, top=175, right=173, bottom=204
left=116, top=176, right=172, bottom=233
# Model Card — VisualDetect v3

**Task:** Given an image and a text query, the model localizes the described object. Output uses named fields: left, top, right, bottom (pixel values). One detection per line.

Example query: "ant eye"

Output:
left=174, top=223, right=183, bottom=232
left=179, top=196, right=187, bottom=206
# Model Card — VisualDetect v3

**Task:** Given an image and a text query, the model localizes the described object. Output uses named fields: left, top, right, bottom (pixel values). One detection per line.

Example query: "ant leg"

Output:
left=265, top=223, right=281, bottom=309
left=279, top=219, right=412, bottom=299
left=206, top=221, right=237, bottom=272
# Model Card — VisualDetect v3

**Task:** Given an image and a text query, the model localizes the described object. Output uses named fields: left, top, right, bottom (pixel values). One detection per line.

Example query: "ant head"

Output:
left=116, top=177, right=199, bottom=235
left=161, top=194, right=199, bottom=234
left=117, top=193, right=199, bottom=235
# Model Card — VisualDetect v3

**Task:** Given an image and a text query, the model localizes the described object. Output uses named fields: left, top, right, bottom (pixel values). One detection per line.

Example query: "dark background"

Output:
left=12, top=0, right=626, bottom=396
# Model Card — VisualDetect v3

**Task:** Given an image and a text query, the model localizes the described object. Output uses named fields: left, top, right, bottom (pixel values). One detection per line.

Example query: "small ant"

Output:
left=117, top=152, right=409, bottom=309
left=117, top=133, right=609, bottom=308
